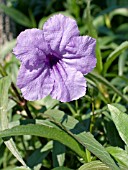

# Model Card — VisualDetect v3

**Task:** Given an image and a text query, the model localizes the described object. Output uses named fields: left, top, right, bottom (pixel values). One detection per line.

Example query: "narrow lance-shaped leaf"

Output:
left=52, top=141, right=66, bottom=167
left=108, top=104, right=128, bottom=146
left=44, top=110, right=119, bottom=170
left=27, top=141, right=53, bottom=168
left=0, top=76, right=27, bottom=166
left=0, top=4, right=32, bottom=27
left=106, top=146, right=128, bottom=169
left=103, top=41, right=128, bottom=75
left=0, top=119, right=87, bottom=161
left=118, top=51, right=127, bottom=76
left=52, top=167, right=72, bottom=170
left=78, top=160, right=111, bottom=170
left=1, top=167, right=30, bottom=170
left=0, top=115, right=119, bottom=169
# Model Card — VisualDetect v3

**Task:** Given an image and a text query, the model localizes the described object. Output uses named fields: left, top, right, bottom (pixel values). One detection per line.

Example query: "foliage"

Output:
left=0, top=0, right=128, bottom=169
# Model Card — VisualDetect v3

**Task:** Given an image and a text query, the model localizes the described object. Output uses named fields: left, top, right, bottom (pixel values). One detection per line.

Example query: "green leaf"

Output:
left=111, top=103, right=126, bottom=113
left=27, top=141, right=53, bottom=168
left=109, top=8, right=128, bottom=20
left=0, top=77, right=11, bottom=130
left=39, top=95, right=59, bottom=110
left=66, top=0, right=80, bottom=19
left=0, top=4, right=32, bottom=27
left=44, top=110, right=119, bottom=170
left=52, top=167, right=72, bottom=170
left=107, top=147, right=128, bottom=168
left=86, top=0, right=103, bottom=73
left=0, top=119, right=86, bottom=161
left=52, top=141, right=65, bottom=167
left=116, top=23, right=128, bottom=35
left=7, top=99, right=16, bottom=111
left=108, top=104, right=128, bottom=146
left=104, top=41, right=128, bottom=74
left=38, top=16, right=48, bottom=29
left=98, top=6, right=120, bottom=16
left=118, top=51, right=127, bottom=76
left=87, top=72, right=128, bottom=103
left=0, top=40, right=16, bottom=60
left=78, top=161, right=111, bottom=170
left=0, top=77, right=26, bottom=166
left=104, top=120, right=124, bottom=147
left=1, top=167, right=30, bottom=170
left=28, top=9, right=37, bottom=28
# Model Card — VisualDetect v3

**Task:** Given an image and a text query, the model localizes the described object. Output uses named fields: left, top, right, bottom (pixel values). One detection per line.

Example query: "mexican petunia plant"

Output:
left=13, top=14, right=96, bottom=102
left=1, top=1, right=128, bottom=169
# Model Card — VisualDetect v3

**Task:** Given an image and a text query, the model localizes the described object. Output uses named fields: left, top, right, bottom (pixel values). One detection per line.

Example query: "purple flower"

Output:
left=13, top=14, right=96, bottom=102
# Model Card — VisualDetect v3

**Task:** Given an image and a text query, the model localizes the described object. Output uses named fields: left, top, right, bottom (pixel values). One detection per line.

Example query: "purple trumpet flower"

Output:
left=13, top=14, right=96, bottom=102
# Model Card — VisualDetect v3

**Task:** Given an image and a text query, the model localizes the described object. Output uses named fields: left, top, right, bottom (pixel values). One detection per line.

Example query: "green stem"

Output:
left=75, top=100, right=78, bottom=111
left=87, top=97, right=95, bottom=162
left=90, top=98, right=95, bottom=133
left=66, top=103, right=76, bottom=117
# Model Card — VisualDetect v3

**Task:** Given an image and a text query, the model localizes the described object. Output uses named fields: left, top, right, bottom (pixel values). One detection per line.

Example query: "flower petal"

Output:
left=17, top=64, right=54, bottom=101
left=13, top=29, right=49, bottom=69
left=62, top=36, right=96, bottom=74
left=50, top=62, right=86, bottom=102
left=43, top=14, right=79, bottom=54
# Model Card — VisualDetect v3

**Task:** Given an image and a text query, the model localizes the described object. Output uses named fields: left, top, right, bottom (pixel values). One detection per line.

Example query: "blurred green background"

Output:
left=0, top=0, right=128, bottom=169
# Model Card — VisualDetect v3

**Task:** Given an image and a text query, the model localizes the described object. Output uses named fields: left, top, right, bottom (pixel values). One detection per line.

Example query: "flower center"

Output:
left=47, top=53, right=60, bottom=68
